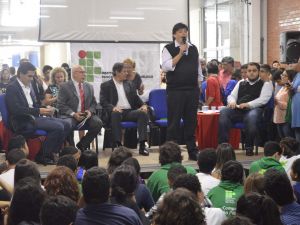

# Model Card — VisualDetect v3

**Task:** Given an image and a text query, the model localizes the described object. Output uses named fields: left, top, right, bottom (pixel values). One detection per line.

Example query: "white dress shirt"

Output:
left=227, top=79, right=273, bottom=109
left=17, top=78, right=33, bottom=108
left=113, top=78, right=131, bottom=109
left=72, top=80, right=83, bottom=112
left=161, top=40, right=203, bottom=81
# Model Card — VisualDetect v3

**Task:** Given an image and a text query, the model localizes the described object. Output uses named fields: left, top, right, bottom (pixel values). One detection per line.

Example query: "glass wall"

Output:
left=190, top=0, right=244, bottom=62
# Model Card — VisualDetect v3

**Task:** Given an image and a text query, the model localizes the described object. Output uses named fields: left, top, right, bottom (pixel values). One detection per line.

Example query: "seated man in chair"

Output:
left=218, top=62, right=273, bottom=156
left=100, top=62, right=149, bottom=156
left=5, top=62, right=72, bottom=165
left=57, top=65, right=102, bottom=152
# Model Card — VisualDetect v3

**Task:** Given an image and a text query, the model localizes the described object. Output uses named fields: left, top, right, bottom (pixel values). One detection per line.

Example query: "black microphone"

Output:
left=182, top=37, right=187, bottom=55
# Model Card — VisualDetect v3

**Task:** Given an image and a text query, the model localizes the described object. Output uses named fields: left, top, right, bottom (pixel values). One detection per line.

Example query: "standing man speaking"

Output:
left=162, top=23, right=202, bottom=161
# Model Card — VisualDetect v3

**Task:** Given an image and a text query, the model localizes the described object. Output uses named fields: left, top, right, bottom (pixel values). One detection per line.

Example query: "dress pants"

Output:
left=65, top=115, right=102, bottom=149
left=111, top=109, right=149, bottom=144
left=33, top=117, right=72, bottom=158
left=166, top=88, right=199, bottom=153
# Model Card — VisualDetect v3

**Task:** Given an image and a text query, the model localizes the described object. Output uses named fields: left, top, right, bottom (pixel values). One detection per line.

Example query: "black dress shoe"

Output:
left=188, top=151, right=199, bottom=161
left=76, top=142, right=88, bottom=152
left=246, top=147, right=254, bottom=156
left=246, top=150, right=254, bottom=156
left=139, top=146, right=150, bottom=156
left=35, top=157, right=55, bottom=166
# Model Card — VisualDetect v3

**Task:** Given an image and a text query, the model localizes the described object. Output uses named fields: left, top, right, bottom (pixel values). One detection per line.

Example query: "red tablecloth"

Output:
left=196, top=112, right=240, bottom=150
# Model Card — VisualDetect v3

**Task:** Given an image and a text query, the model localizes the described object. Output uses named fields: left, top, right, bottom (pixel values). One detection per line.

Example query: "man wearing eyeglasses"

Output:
left=57, top=65, right=102, bottom=152
left=5, top=62, right=72, bottom=165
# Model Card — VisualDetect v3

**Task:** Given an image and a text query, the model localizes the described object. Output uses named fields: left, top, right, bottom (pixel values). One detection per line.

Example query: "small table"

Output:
left=196, top=112, right=240, bottom=150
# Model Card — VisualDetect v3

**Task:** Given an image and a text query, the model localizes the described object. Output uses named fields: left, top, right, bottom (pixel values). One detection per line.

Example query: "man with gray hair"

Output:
left=57, top=65, right=102, bottom=151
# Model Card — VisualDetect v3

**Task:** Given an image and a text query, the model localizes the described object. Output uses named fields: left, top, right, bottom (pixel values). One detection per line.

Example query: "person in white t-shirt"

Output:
left=196, top=148, right=220, bottom=196
left=0, top=149, right=26, bottom=190
left=279, top=137, right=300, bottom=183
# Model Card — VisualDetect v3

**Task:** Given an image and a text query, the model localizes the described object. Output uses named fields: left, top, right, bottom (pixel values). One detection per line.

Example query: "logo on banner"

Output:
left=78, top=50, right=102, bottom=82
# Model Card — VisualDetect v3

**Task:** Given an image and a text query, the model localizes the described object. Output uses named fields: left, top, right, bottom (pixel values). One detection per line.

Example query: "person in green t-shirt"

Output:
left=147, top=142, right=197, bottom=202
left=249, top=141, right=285, bottom=174
left=208, top=160, right=244, bottom=217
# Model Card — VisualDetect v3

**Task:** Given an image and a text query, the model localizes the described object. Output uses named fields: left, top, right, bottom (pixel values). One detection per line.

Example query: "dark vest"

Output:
left=237, top=79, right=264, bottom=105
left=165, top=42, right=199, bottom=90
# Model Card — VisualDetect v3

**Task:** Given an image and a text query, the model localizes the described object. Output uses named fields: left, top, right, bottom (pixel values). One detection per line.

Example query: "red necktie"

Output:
left=79, top=83, right=85, bottom=112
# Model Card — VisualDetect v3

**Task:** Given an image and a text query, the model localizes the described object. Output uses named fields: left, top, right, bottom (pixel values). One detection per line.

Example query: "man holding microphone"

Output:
left=161, top=23, right=203, bottom=160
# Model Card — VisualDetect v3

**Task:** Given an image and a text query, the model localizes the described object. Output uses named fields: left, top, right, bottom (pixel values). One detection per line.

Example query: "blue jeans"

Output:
left=218, top=107, right=263, bottom=149
left=277, top=123, right=294, bottom=139
left=295, top=128, right=300, bottom=143
left=34, top=117, right=72, bottom=157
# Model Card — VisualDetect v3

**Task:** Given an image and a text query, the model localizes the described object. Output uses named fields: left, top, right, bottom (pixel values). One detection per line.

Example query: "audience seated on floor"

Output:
left=172, top=174, right=227, bottom=225
left=2, top=59, right=300, bottom=225
left=221, top=216, right=254, bottom=225
left=153, top=188, right=206, bottom=225
left=243, top=173, right=265, bottom=195
left=44, top=166, right=80, bottom=203
left=77, top=150, right=98, bottom=182
left=7, top=135, right=29, bottom=157
left=14, top=159, right=41, bottom=191
left=196, top=148, right=220, bottom=195
left=59, top=146, right=81, bottom=163
left=264, top=169, right=300, bottom=225
left=146, top=141, right=196, bottom=202
left=122, top=158, right=155, bottom=212
left=40, top=195, right=78, bottom=225
left=7, top=177, right=45, bottom=225
left=0, top=135, right=29, bottom=174
left=74, top=167, right=142, bottom=225
left=249, top=141, right=285, bottom=174
left=208, top=160, right=244, bottom=217
left=236, top=193, right=283, bottom=225
left=107, top=146, right=133, bottom=174
left=279, top=137, right=300, bottom=182
left=110, top=164, right=150, bottom=225
left=212, top=143, right=236, bottom=179
left=290, top=158, right=300, bottom=204
left=0, top=149, right=26, bottom=189
left=57, top=154, right=78, bottom=173
left=145, top=164, right=187, bottom=220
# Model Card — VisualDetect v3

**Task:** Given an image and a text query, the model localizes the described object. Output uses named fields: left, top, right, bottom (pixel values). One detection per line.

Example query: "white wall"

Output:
left=41, top=43, right=70, bottom=67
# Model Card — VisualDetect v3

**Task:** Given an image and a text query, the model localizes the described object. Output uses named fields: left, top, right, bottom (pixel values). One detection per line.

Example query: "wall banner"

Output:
left=70, top=43, right=161, bottom=102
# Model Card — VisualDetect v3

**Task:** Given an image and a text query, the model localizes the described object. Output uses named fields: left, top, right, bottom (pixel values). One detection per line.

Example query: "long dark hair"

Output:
left=8, top=177, right=45, bottom=225
left=237, top=193, right=283, bottom=225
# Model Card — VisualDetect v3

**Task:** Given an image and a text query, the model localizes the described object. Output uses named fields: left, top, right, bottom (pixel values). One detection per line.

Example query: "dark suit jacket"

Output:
left=6, top=79, right=40, bottom=117
left=9, top=75, right=44, bottom=105
left=5, top=79, right=40, bottom=132
left=57, top=80, right=97, bottom=118
left=100, top=79, right=144, bottom=113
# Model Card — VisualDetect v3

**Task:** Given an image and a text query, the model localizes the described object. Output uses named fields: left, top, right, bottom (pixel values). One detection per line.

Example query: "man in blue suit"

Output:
left=5, top=62, right=71, bottom=165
